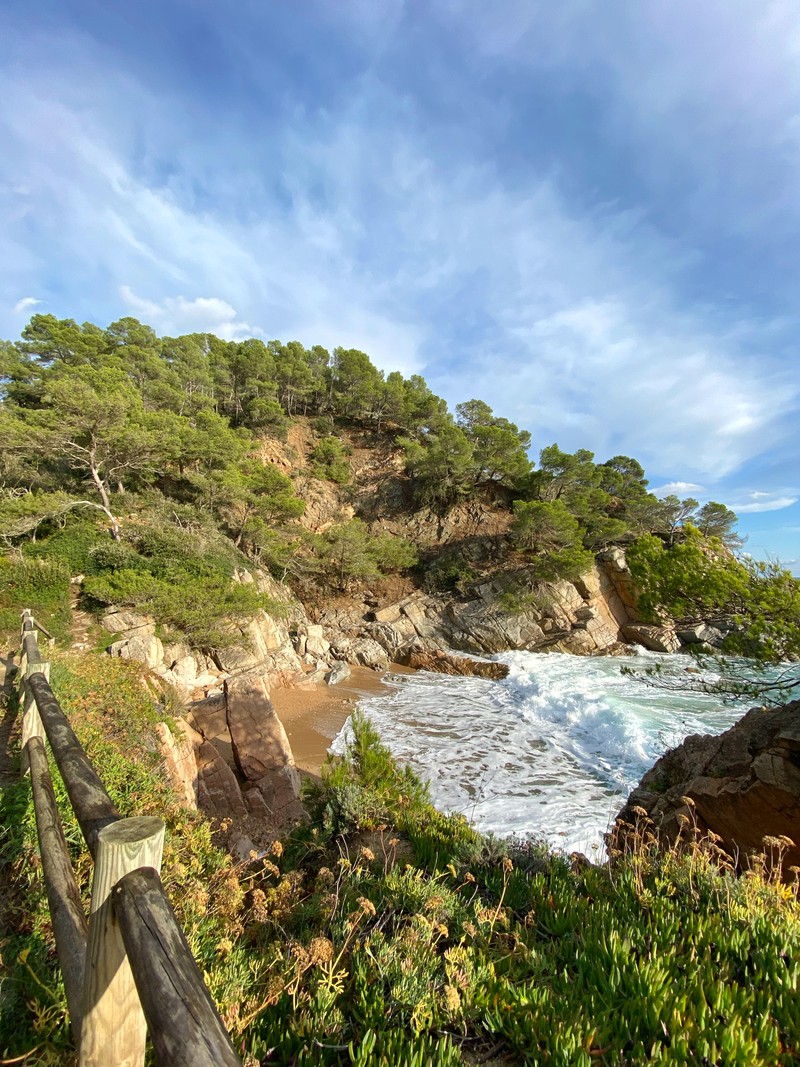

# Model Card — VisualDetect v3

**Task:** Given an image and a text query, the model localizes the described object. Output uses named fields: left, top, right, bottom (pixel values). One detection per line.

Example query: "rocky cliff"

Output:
left=614, top=700, right=800, bottom=874
left=100, top=422, right=728, bottom=840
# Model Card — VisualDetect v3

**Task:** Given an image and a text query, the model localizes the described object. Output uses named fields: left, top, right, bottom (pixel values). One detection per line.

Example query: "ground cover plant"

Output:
left=2, top=663, right=799, bottom=1066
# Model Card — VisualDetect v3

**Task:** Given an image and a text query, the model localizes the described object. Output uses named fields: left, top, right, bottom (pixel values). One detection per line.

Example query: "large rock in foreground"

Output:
left=614, top=700, right=800, bottom=872
left=224, top=675, right=304, bottom=825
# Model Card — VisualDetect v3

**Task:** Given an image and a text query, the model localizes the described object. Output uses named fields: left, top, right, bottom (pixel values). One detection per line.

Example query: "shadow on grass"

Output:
left=0, top=669, right=74, bottom=1064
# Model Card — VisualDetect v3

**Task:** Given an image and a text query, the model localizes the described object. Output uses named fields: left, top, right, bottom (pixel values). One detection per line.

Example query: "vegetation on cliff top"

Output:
left=1, top=667, right=798, bottom=1065
left=2, top=313, right=784, bottom=645
left=628, top=529, right=800, bottom=698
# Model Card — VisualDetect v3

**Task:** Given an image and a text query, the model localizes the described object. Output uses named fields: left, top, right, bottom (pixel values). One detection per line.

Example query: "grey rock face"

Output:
left=325, top=662, right=352, bottom=685
left=621, top=624, right=681, bottom=654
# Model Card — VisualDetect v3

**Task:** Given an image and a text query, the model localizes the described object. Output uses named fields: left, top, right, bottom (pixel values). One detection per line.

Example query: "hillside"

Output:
left=1, top=314, right=800, bottom=1062
left=1, top=313, right=796, bottom=686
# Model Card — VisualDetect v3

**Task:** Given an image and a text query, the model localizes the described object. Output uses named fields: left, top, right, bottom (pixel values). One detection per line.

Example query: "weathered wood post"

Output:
left=80, top=816, right=166, bottom=1067
left=114, top=868, right=244, bottom=1067
left=27, top=735, right=89, bottom=1032
left=20, top=611, right=49, bottom=772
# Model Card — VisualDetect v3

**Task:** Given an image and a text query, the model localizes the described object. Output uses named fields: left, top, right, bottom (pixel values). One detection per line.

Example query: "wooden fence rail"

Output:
left=17, top=609, right=242, bottom=1067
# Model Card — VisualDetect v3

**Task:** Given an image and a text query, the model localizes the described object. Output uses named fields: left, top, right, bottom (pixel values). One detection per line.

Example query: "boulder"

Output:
left=404, top=648, right=509, bottom=680
left=400, top=597, right=438, bottom=638
left=212, top=644, right=261, bottom=673
left=187, top=693, right=234, bottom=765
left=443, top=599, right=546, bottom=654
left=621, top=624, right=681, bottom=654
left=192, top=671, right=225, bottom=693
left=349, top=638, right=390, bottom=670
left=162, top=639, right=193, bottom=666
left=299, top=666, right=330, bottom=686
left=224, top=675, right=303, bottom=826
left=171, top=654, right=199, bottom=689
left=195, top=740, right=247, bottom=820
left=326, top=662, right=352, bottom=685
left=304, top=624, right=331, bottom=659
left=372, top=604, right=402, bottom=625
left=253, top=766, right=305, bottom=824
left=330, top=636, right=390, bottom=671
left=225, top=676, right=297, bottom=782
left=613, top=700, right=800, bottom=874
left=100, top=610, right=156, bottom=635
left=676, top=623, right=725, bottom=647
left=367, top=618, right=420, bottom=659
left=548, top=629, right=605, bottom=656
left=108, top=633, right=164, bottom=669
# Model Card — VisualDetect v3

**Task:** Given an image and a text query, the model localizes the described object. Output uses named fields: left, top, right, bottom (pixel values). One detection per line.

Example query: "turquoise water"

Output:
left=335, top=650, right=754, bottom=854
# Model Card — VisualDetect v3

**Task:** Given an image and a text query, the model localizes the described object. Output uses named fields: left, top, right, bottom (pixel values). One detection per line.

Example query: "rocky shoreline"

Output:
left=613, top=699, right=800, bottom=873
left=94, top=547, right=796, bottom=866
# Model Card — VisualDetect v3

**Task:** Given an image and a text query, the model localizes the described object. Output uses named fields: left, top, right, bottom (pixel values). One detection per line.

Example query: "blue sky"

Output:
left=1, top=0, right=798, bottom=570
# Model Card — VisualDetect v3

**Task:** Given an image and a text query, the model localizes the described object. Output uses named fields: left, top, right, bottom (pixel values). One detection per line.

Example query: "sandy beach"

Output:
left=271, top=665, right=409, bottom=778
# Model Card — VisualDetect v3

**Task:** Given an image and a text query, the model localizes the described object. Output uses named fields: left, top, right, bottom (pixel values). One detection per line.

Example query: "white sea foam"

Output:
left=333, top=651, right=749, bottom=855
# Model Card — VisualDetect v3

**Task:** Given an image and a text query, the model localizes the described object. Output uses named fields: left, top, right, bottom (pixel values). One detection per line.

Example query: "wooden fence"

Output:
left=17, top=609, right=242, bottom=1067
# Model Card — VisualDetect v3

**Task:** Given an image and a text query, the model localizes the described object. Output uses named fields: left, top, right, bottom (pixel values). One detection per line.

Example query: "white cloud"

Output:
left=0, top=18, right=797, bottom=486
left=119, top=287, right=259, bottom=341
left=12, top=296, right=40, bottom=314
left=652, top=482, right=705, bottom=498
left=734, top=493, right=798, bottom=514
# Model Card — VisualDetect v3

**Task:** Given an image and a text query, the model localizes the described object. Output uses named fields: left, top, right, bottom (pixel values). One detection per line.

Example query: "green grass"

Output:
left=1, top=669, right=798, bottom=1066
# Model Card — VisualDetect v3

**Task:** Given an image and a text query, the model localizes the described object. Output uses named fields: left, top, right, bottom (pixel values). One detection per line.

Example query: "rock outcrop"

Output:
left=225, top=675, right=304, bottom=825
left=614, top=700, right=800, bottom=873
left=621, top=624, right=681, bottom=654
left=404, top=649, right=509, bottom=680
left=155, top=720, right=200, bottom=809
left=188, top=675, right=305, bottom=833
left=102, top=567, right=309, bottom=698
left=314, top=555, right=641, bottom=661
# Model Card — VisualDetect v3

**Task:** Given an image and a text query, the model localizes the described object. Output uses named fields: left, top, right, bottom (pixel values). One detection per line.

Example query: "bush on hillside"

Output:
left=310, top=436, right=351, bottom=484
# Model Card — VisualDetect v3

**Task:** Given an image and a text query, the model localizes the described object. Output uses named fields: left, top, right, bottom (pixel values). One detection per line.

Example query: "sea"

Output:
left=332, top=650, right=759, bottom=856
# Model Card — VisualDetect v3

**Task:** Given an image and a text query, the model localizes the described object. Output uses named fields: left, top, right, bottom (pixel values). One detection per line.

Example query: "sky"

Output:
left=1, top=0, right=799, bottom=571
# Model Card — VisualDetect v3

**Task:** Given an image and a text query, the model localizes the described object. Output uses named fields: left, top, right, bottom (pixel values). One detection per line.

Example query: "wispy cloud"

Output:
left=652, top=482, right=705, bottom=498
left=119, top=288, right=259, bottom=341
left=734, top=492, right=798, bottom=514
left=12, top=296, right=40, bottom=314
left=0, top=2, right=799, bottom=521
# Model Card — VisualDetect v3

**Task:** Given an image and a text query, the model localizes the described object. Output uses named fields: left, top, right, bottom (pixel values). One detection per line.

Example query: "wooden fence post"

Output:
left=80, top=817, right=166, bottom=1067
left=20, top=630, right=49, bottom=776
left=27, top=735, right=89, bottom=1034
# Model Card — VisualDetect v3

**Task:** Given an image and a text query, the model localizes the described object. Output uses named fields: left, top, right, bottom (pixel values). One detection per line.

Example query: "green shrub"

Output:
left=311, top=415, right=337, bottom=436
left=369, top=532, right=418, bottom=573
left=88, top=539, right=144, bottom=572
left=0, top=554, right=72, bottom=642
left=423, top=555, right=476, bottom=594
left=310, top=436, right=351, bottom=484
left=83, top=565, right=263, bottom=650
left=24, top=518, right=104, bottom=574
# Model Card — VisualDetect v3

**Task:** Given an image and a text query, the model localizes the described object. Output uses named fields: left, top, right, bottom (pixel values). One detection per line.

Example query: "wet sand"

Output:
left=271, top=665, right=411, bottom=777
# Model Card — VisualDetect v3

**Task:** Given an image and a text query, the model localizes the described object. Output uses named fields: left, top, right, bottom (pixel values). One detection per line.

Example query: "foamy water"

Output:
left=333, top=651, right=752, bottom=855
